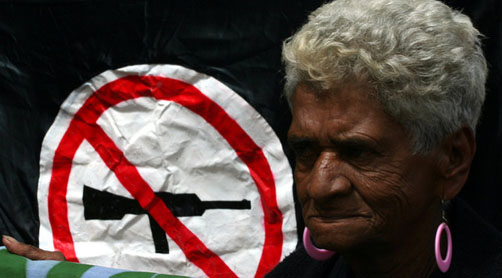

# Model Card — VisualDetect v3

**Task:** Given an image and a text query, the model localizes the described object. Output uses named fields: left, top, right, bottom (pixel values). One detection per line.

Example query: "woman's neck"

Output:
left=344, top=208, right=442, bottom=278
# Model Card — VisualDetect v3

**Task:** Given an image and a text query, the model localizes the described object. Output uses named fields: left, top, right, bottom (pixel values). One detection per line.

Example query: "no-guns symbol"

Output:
left=38, top=65, right=295, bottom=278
left=83, top=185, right=251, bottom=253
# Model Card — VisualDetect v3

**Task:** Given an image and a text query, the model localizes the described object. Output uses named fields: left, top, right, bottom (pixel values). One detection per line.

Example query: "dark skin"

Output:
left=2, top=82, right=476, bottom=277
left=288, top=83, right=475, bottom=278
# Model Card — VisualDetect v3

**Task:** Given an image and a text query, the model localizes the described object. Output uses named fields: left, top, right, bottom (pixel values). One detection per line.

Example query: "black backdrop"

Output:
left=0, top=0, right=500, bottom=250
left=447, top=0, right=502, bottom=232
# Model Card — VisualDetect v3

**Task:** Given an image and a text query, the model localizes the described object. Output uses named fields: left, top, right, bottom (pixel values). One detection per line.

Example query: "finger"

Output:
left=2, top=235, right=65, bottom=261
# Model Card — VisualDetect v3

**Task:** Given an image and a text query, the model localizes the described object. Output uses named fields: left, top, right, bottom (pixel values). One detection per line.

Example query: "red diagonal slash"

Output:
left=48, top=75, right=283, bottom=277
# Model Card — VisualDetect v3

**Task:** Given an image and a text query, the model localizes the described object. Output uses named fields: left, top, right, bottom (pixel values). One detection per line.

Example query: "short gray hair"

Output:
left=282, top=0, right=487, bottom=152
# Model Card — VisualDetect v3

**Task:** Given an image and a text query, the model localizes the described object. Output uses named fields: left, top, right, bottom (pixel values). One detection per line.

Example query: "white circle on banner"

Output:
left=37, top=64, right=297, bottom=277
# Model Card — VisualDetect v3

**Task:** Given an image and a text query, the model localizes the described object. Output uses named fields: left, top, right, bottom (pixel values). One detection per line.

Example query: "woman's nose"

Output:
left=307, top=151, right=352, bottom=201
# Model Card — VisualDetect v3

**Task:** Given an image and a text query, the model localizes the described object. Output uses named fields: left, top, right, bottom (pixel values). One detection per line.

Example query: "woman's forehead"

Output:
left=289, top=83, right=407, bottom=148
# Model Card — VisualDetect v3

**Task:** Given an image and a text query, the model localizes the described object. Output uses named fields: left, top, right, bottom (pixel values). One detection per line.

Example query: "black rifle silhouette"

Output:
left=82, top=185, right=251, bottom=254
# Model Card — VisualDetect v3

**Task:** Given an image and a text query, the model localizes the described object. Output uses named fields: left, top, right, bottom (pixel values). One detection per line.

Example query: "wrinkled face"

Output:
left=288, top=83, right=441, bottom=252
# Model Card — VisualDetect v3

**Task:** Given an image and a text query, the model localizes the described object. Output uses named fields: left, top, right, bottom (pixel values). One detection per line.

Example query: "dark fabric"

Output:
left=266, top=198, right=502, bottom=278
left=265, top=248, right=353, bottom=278
left=450, top=0, right=502, bottom=234
left=439, top=198, right=502, bottom=277
left=0, top=0, right=324, bottom=246
left=0, top=0, right=501, bottom=258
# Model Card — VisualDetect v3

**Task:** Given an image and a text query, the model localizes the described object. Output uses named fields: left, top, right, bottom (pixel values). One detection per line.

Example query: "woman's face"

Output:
left=288, top=83, right=442, bottom=252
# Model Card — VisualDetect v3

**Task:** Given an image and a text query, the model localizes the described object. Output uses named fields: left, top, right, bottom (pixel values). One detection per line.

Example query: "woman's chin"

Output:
left=308, top=217, right=376, bottom=252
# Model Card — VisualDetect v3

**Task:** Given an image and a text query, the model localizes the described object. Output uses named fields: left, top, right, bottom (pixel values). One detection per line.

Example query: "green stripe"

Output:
left=110, top=271, right=187, bottom=278
left=46, top=261, right=93, bottom=278
left=0, top=249, right=187, bottom=278
left=0, top=248, right=27, bottom=277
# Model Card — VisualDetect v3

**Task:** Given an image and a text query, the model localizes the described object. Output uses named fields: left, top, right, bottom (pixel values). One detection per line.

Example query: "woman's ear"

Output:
left=437, top=126, right=476, bottom=200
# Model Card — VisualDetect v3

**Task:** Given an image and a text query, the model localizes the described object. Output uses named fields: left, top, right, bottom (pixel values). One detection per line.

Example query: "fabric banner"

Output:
left=37, top=64, right=297, bottom=277
left=0, top=0, right=500, bottom=277
left=0, top=247, right=186, bottom=278
left=0, top=1, right=324, bottom=277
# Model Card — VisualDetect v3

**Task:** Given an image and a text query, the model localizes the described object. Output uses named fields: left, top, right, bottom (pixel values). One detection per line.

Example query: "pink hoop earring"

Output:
left=303, top=227, right=335, bottom=261
left=435, top=220, right=452, bottom=272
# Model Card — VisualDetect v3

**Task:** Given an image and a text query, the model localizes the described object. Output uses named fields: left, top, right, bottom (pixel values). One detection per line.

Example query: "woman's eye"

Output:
left=341, top=145, right=379, bottom=166
left=343, top=147, right=366, bottom=159
left=292, top=144, right=318, bottom=167
left=294, top=146, right=315, bottom=160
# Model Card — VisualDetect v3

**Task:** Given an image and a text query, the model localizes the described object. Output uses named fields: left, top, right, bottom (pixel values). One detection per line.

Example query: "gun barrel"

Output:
left=202, top=200, right=251, bottom=211
left=83, top=185, right=251, bottom=254
left=84, top=186, right=252, bottom=219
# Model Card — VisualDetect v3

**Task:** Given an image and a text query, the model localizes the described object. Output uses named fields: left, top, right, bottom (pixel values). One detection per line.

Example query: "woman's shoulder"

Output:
left=446, top=198, right=502, bottom=276
left=266, top=245, right=349, bottom=278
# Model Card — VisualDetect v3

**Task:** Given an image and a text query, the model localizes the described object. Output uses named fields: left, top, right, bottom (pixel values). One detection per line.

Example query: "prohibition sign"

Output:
left=44, top=70, right=286, bottom=277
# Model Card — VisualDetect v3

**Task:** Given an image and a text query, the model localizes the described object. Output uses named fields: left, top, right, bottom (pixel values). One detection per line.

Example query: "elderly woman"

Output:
left=267, top=0, right=502, bottom=277
left=2, top=0, right=501, bottom=277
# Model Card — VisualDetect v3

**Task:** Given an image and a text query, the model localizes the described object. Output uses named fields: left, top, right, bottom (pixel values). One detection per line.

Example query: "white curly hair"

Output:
left=282, top=0, right=487, bottom=153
